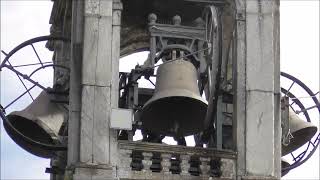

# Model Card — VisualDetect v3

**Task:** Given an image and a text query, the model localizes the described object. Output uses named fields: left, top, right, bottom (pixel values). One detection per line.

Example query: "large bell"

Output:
left=281, top=158, right=291, bottom=177
left=140, top=60, right=208, bottom=136
left=3, top=91, right=66, bottom=158
left=282, top=109, right=317, bottom=155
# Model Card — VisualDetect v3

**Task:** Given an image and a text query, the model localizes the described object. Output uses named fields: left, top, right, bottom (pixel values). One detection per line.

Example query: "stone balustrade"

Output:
left=116, top=140, right=236, bottom=179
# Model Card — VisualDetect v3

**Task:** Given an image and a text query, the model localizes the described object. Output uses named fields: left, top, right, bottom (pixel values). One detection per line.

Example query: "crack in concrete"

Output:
left=258, top=112, right=263, bottom=129
left=247, top=89, right=274, bottom=93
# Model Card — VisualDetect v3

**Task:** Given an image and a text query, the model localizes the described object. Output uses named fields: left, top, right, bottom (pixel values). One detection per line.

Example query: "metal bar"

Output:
left=290, top=152, right=297, bottom=162
left=284, top=81, right=295, bottom=97
left=290, top=101, right=295, bottom=106
left=215, top=96, right=223, bottom=149
left=290, top=95, right=320, bottom=100
left=296, top=105, right=318, bottom=114
left=14, top=72, right=34, bottom=100
left=13, top=61, right=52, bottom=68
left=152, top=47, right=210, bottom=68
left=30, top=44, right=43, bottom=66
left=4, top=84, right=36, bottom=109
left=6, top=61, right=34, bottom=101
left=1, top=50, right=8, bottom=56
left=309, top=141, right=316, bottom=148
left=148, top=79, right=155, bottom=87
left=288, top=104, right=296, bottom=113
left=29, top=64, right=68, bottom=77
left=3, top=64, right=47, bottom=90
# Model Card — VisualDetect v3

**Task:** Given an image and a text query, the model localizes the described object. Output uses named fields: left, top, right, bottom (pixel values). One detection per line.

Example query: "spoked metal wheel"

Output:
left=0, top=36, right=70, bottom=153
left=280, top=72, right=320, bottom=175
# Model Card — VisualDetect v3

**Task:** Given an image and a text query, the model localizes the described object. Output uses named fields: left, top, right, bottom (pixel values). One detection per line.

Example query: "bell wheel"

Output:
left=280, top=72, right=320, bottom=175
left=0, top=36, right=70, bottom=155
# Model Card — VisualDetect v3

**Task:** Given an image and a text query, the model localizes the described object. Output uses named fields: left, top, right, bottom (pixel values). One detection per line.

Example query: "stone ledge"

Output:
left=72, top=162, right=113, bottom=170
left=242, top=176, right=278, bottom=180
left=118, top=140, right=237, bottom=159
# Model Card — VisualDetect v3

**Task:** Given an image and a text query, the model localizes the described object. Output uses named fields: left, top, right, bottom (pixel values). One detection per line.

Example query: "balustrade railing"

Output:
left=117, top=140, right=236, bottom=179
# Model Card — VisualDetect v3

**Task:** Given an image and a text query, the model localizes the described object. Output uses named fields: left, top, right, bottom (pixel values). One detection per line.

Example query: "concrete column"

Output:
left=67, top=0, right=83, bottom=167
left=68, top=0, right=122, bottom=179
left=110, top=0, right=122, bottom=166
left=273, top=1, right=281, bottom=178
left=233, top=0, right=246, bottom=178
left=234, top=0, right=280, bottom=178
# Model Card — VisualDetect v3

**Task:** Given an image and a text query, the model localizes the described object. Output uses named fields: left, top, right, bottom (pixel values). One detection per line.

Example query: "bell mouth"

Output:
left=282, top=126, right=317, bottom=156
left=281, top=159, right=291, bottom=177
left=141, top=94, right=208, bottom=136
left=281, top=159, right=290, bottom=168
left=3, top=114, right=56, bottom=158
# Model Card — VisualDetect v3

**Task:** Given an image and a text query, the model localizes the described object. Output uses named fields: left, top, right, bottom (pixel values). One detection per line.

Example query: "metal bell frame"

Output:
left=0, top=36, right=70, bottom=152
left=280, top=72, right=320, bottom=174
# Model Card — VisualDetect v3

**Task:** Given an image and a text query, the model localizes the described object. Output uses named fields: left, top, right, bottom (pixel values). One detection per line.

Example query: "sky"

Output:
left=0, top=1, right=319, bottom=179
left=280, top=1, right=319, bottom=179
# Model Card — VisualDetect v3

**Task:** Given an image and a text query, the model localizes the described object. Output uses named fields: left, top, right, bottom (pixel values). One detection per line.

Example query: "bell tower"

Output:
left=64, top=0, right=282, bottom=179
left=1, top=0, right=318, bottom=180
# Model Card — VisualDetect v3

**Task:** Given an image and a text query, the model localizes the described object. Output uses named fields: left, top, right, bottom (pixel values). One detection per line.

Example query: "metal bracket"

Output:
left=281, top=96, right=291, bottom=146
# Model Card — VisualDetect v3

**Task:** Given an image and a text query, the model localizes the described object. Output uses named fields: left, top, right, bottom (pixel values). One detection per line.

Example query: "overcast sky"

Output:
left=0, top=1, right=319, bottom=179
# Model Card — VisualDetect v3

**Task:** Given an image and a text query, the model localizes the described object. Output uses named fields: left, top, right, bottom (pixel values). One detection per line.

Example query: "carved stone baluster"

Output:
left=221, top=158, right=235, bottom=179
left=161, top=153, right=171, bottom=174
left=142, top=152, right=153, bottom=172
left=200, top=157, right=210, bottom=177
left=180, top=154, right=190, bottom=176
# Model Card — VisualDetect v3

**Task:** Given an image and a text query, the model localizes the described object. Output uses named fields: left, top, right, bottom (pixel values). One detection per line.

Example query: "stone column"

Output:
left=180, top=155, right=190, bottom=176
left=233, top=0, right=280, bottom=179
left=68, top=0, right=122, bottom=179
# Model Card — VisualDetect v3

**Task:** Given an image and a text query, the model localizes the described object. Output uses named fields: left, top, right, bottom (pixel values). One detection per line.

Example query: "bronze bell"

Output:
left=282, top=109, right=317, bottom=155
left=140, top=60, right=208, bottom=136
left=281, top=158, right=291, bottom=177
left=3, top=91, right=66, bottom=158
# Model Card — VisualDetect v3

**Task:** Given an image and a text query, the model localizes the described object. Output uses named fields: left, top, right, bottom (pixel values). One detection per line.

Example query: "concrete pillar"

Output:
left=67, top=0, right=122, bottom=179
left=233, top=0, right=280, bottom=179
left=110, top=0, right=122, bottom=167
left=67, top=0, right=84, bottom=167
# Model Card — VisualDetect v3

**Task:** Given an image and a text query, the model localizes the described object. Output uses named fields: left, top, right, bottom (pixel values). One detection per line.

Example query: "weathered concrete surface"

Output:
left=79, top=0, right=113, bottom=165
left=68, top=0, right=122, bottom=179
left=233, top=0, right=280, bottom=179
left=245, top=0, right=280, bottom=177
left=73, top=164, right=115, bottom=179
left=272, top=0, right=281, bottom=177
left=233, top=0, right=246, bottom=177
